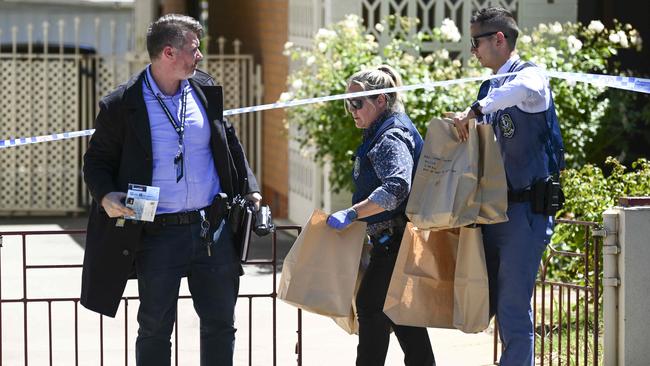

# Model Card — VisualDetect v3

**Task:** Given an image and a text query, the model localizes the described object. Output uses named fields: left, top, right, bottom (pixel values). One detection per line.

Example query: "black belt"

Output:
left=153, top=208, right=207, bottom=226
left=369, top=215, right=408, bottom=243
left=508, top=190, right=531, bottom=202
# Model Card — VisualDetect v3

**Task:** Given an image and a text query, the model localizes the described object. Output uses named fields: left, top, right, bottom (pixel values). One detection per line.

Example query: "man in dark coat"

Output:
left=81, top=14, right=260, bottom=366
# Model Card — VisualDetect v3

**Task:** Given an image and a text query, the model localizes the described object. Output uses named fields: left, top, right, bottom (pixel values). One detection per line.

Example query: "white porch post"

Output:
left=134, top=0, right=157, bottom=54
left=603, top=201, right=650, bottom=366
left=602, top=209, right=620, bottom=366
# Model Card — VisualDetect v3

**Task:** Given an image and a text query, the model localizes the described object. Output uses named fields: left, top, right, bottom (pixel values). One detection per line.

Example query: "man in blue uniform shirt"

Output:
left=450, top=7, right=565, bottom=366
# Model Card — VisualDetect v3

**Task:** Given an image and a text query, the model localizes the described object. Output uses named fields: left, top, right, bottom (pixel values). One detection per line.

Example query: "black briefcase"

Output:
left=229, top=196, right=255, bottom=262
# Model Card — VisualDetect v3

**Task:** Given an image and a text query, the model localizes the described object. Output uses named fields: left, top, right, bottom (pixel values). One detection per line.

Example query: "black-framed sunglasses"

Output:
left=345, top=98, right=366, bottom=111
left=470, top=31, right=506, bottom=49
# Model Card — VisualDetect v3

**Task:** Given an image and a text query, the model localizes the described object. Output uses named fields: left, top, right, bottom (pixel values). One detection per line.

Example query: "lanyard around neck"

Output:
left=144, top=69, right=188, bottom=145
left=485, top=60, right=521, bottom=124
left=492, top=59, right=521, bottom=88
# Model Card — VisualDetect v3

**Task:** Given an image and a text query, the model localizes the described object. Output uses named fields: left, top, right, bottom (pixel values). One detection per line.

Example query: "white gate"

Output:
left=0, top=18, right=262, bottom=214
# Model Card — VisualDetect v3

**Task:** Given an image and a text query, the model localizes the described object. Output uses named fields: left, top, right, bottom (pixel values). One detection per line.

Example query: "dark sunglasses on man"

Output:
left=470, top=31, right=507, bottom=49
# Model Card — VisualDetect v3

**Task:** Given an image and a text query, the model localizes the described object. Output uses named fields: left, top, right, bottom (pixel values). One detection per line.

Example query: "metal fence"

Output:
left=1, top=219, right=606, bottom=364
left=493, top=218, right=604, bottom=365
left=0, top=225, right=301, bottom=366
left=0, top=18, right=262, bottom=214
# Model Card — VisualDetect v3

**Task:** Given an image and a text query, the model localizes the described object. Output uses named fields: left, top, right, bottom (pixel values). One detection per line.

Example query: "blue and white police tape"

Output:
left=1, top=70, right=649, bottom=150
left=545, top=71, right=650, bottom=94
left=0, top=129, right=95, bottom=149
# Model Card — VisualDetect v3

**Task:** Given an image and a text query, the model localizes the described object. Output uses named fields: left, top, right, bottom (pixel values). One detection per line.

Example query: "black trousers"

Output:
left=356, top=228, right=435, bottom=366
left=135, top=219, right=240, bottom=366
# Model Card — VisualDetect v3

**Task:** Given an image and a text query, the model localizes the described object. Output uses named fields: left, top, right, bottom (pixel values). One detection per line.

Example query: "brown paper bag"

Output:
left=383, top=223, right=458, bottom=328
left=383, top=223, right=490, bottom=333
left=475, top=124, right=508, bottom=225
left=277, top=209, right=367, bottom=317
left=331, top=301, right=358, bottom=334
left=406, top=117, right=480, bottom=229
left=453, top=226, right=490, bottom=333
left=331, top=243, right=370, bottom=334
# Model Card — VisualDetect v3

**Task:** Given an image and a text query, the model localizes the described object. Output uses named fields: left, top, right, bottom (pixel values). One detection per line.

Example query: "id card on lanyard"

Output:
left=144, top=69, right=189, bottom=183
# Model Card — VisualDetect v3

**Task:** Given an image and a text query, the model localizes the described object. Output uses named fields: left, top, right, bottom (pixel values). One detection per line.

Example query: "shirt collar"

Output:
left=495, top=54, right=521, bottom=75
left=363, top=110, right=392, bottom=140
left=145, top=64, right=190, bottom=98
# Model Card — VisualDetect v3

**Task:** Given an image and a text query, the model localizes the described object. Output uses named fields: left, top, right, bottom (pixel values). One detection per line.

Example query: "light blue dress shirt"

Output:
left=143, top=66, right=221, bottom=214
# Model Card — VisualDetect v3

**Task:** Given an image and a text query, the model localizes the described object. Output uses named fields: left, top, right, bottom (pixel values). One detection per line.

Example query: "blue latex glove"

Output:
left=326, top=207, right=358, bottom=230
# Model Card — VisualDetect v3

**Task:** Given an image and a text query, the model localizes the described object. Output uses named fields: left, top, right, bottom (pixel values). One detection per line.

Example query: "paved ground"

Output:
left=0, top=215, right=496, bottom=365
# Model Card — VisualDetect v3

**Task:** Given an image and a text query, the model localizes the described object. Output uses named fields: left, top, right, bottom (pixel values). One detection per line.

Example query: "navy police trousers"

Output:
left=482, top=202, right=553, bottom=366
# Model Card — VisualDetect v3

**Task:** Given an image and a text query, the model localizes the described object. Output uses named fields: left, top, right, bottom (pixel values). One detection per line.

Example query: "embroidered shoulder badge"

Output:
left=499, top=113, right=515, bottom=138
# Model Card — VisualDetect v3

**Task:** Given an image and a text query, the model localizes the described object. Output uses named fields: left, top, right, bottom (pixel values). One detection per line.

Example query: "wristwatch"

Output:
left=470, top=100, right=483, bottom=117
left=348, top=207, right=359, bottom=221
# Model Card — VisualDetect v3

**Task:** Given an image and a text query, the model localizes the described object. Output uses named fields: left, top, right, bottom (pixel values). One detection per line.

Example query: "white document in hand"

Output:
left=124, top=183, right=160, bottom=222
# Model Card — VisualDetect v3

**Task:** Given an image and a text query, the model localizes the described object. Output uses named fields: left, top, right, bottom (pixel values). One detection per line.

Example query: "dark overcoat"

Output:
left=81, top=69, right=259, bottom=317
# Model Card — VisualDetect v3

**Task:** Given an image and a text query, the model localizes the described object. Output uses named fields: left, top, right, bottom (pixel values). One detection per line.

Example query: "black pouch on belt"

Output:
left=530, top=176, right=565, bottom=216
left=207, top=192, right=230, bottom=227
left=198, top=192, right=230, bottom=245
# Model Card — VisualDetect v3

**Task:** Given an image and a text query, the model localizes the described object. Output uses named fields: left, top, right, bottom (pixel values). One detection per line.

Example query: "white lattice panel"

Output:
left=222, top=60, right=242, bottom=125
left=13, top=60, right=34, bottom=210
left=47, top=61, right=65, bottom=210
left=0, top=12, right=263, bottom=214
left=204, top=55, right=262, bottom=177
left=53, top=59, right=79, bottom=210
left=0, top=59, right=17, bottom=209
left=32, top=60, right=48, bottom=209
left=0, top=34, right=261, bottom=214
left=96, top=57, right=132, bottom=106
left=0, top=56, right=80, bottom=212
left=96, top=55, right=148, bottom=101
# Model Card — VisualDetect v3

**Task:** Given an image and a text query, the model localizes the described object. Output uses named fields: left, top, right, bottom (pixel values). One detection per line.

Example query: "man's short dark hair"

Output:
left=470, top=7, right=519, bottom=50
left=146, top=14, right=203, bottom=60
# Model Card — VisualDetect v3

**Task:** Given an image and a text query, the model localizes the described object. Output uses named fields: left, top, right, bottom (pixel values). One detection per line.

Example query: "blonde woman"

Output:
left=327, top=65, right=435, bottom=366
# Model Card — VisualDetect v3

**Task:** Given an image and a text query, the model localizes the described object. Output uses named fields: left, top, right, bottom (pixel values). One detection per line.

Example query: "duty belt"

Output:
left=369, top=215, right=408, bottom=244
left=153, top=208, right=208, bottom=226
left=508, top=190, right=532, bottom=203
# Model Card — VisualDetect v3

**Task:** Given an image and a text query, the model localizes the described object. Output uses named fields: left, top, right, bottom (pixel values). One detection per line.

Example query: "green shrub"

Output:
left=284, top=16, right=641, bottom=192
left=550, top=157, right=650, bottom=282
left=516, top=20, right=643, bottom=166
left=283, top=15, right=474, bottom=192
left=588, top=88, right=650, bottom=166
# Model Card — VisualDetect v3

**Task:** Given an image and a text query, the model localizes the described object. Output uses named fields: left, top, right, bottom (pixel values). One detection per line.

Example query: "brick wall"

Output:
left=209, top=0, right=289, bottom=218
left=161, top=0, right=187, bottom=14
